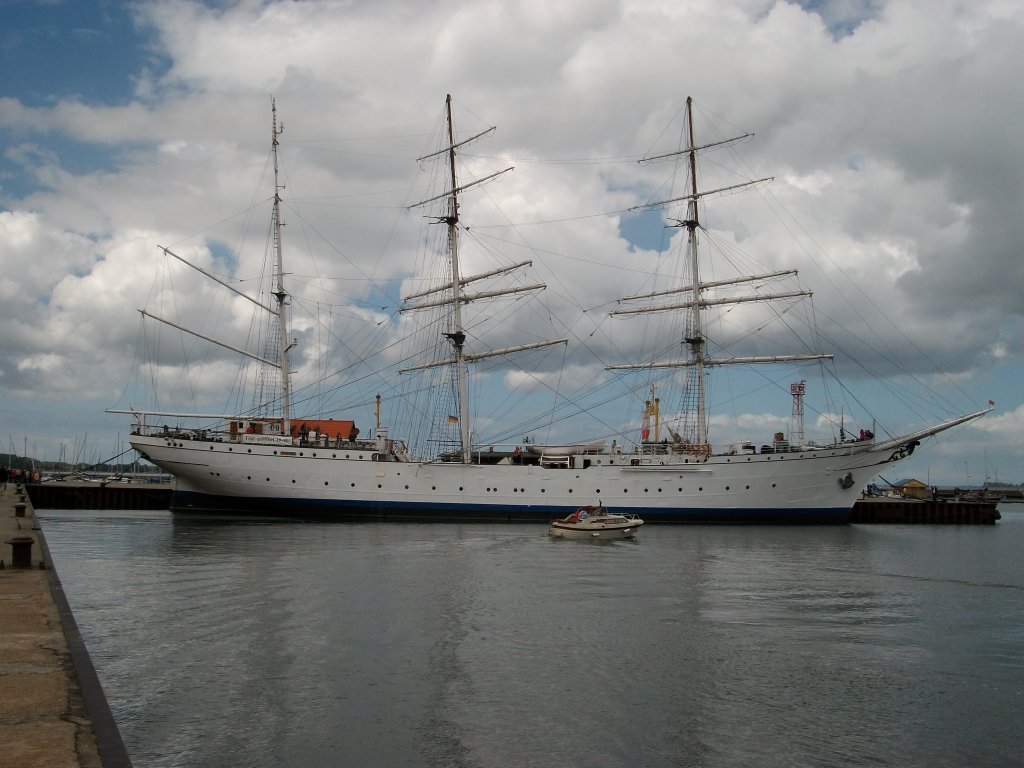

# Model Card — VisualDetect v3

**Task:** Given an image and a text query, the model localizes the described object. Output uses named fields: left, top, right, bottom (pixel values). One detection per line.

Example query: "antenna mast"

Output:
left=791, top=380, right=806, bottom=447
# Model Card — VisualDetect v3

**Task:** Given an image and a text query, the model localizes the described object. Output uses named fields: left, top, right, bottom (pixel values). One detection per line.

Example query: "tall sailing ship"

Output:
left=113, top=96, right=988, bottom=522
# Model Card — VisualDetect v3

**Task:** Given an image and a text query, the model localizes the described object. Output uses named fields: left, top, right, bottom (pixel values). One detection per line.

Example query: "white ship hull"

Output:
left=129, top=431, right=924, bottom=523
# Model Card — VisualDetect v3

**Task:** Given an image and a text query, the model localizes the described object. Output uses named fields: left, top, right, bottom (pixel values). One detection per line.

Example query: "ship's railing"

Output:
left=639, top=441, right=711, bottom=458
left=132, top=422, right=240, bottom=443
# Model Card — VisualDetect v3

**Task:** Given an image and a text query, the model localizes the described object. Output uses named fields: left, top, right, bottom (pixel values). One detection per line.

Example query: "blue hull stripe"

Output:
left=171, top=491, right=850, bottom=524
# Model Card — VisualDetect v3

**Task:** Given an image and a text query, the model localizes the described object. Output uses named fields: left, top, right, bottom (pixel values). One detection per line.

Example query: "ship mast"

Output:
left=128, top=99, right=295, bottom=431
left=443, top=94, right=472, bottom=462
left=404, top=95, right=566, bottom=462
left=609, top=96, right=830, bottom=451
left=682, top=98, right=708, bottom=446
left=271, top=98, right=293, bottom=437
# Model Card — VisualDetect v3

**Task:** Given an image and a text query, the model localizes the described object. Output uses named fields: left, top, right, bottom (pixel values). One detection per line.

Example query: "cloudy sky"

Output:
left=1, top=0, right=1021, bottom=485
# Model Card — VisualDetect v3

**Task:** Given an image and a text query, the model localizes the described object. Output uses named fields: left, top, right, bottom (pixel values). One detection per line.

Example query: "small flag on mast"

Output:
left=447, top=415, right=459, bottom=423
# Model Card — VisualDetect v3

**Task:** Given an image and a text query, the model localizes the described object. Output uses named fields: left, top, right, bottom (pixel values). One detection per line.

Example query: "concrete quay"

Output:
left=0, top=485, right=132, bottom=767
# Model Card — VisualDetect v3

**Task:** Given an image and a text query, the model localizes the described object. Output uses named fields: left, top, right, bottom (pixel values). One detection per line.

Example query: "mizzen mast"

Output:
left=271, top=98, right=294, bottom=437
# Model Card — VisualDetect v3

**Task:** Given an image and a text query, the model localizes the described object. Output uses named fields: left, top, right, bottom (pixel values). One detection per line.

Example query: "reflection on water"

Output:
left=40, top=508, right=1024, bottom=768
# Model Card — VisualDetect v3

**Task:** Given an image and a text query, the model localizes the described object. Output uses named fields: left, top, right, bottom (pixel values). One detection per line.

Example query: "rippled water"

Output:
left=39, top=508, right=1024, bottom=768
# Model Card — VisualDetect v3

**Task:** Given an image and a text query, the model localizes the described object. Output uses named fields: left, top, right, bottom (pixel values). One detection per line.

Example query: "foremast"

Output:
left=609, top=96, right=831, bottom=451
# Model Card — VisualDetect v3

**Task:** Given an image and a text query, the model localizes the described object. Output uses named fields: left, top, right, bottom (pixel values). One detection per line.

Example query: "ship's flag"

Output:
left=447, top=415, right=459, bottom=423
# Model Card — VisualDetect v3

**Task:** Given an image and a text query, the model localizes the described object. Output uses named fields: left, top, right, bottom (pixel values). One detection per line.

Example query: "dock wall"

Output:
left=26, top=483, right=172, bottom=511
left=851, top=498, right=1000, bottom=524
left=0, top=485, right=133, bottom=767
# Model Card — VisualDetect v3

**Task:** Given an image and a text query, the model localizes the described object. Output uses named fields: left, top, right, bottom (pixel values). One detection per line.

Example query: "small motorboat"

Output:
left=548, top=504, right=644, bottom=540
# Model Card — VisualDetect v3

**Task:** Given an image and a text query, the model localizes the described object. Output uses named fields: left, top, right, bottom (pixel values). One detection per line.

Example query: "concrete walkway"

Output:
left=0, top=484, right=131, bottom=767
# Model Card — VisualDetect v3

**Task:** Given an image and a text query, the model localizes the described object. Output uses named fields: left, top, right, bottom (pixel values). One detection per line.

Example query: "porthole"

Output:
left=595, top=489, right=601, bottom=494
left=699, top=486, right=703, bottom=492
left=378, top=484, right=382, bottom=489
left=459, top=486, right=464, bottom=491
left=247, top=476, right=252, bottom=480
left=292, top=479, right=296, bottom=484
left=725, top=486, right=730, bottom=491
left=248, top=449, right=252, bottom=454
left=745, top=485, right=750, bottom=490
left=324, top=482, right=329, bottom=486
left=209, top=446, right=214, bottom=451
left=432, top=486, right=437, bottom=491
left=772, top=483, right=777, bottom=488
left=405, top=485, right=409, bottom=489
left=351, top=483, right=355, bottom=488
left=265, top=477, right=271, bottom=482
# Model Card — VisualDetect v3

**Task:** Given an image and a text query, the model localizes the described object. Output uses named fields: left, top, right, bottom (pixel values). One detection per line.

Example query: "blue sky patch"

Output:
left=1, top=0, right=164, bottom=106
left=619, top=207, right=673, bottom=253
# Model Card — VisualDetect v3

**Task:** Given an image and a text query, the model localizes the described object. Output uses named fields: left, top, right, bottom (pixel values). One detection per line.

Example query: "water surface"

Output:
left=40, top=508, right=1024, bottom=767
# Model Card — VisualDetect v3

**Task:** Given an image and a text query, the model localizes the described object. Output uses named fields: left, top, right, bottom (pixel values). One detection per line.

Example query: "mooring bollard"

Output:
left=6, top=536, right=34, bottom=568
left=14, top=502, right=26, bottom=518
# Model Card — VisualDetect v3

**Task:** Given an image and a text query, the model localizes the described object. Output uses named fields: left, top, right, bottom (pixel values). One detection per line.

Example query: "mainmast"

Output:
left=443, top=94, right=472, bottom=463
left=404, top=95, right=566, bottom=463
left=271, top=98, right=293, bottom=437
